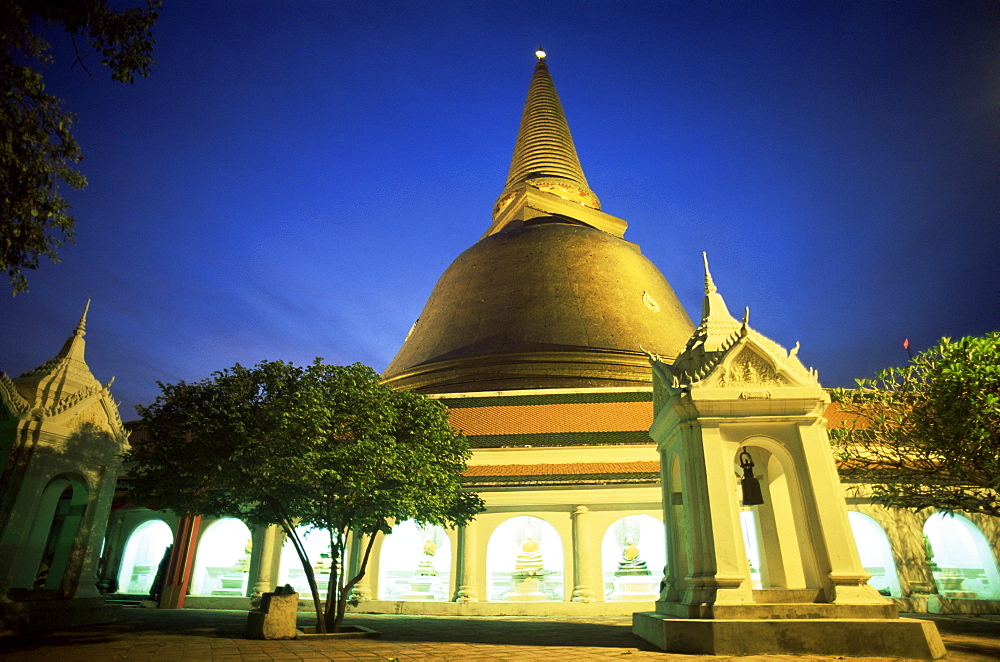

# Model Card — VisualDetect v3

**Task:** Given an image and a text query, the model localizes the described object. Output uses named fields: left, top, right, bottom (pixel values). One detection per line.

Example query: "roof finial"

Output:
left=535, top=45, right=546, bottom=60
left=75, top=299, right=91, bottom=337
left=702, top=252, right=717, bottom=295
left=699, top=252, right=734, bottom=325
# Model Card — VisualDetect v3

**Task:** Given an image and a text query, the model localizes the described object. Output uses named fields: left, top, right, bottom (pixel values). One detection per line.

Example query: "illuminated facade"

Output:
left=8, top=53, right=996, bottom=624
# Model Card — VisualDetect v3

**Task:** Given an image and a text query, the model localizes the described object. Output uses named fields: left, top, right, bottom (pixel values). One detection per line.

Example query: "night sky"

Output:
left=2, top=1, right=998, bottom=416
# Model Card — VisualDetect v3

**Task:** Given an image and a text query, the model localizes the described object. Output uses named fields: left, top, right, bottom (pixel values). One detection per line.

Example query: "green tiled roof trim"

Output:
left=462, top=472, right=660, bottom=488
left=467, top=430, right=652, bottom=448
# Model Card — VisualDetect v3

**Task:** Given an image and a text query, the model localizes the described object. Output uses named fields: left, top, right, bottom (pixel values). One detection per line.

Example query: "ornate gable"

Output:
left=705, top=336, right=817, bottom=390
left=663, top=254, right=820, bottom=392
left=1, top=302, right=128, bottom=444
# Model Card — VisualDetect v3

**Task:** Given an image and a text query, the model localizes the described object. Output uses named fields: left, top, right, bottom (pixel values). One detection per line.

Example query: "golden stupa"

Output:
left=382, top=52, right=694, bottom=393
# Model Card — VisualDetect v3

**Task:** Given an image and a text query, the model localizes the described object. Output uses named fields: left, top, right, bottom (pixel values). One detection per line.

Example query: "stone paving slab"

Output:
left=0, top=608, right=997, bottom=660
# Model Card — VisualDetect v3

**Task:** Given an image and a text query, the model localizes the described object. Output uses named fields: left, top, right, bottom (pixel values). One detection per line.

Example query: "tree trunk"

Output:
left=282, top=523, right=325, bottom=633
left=328, top=530, right=377, bottom=633
left=323, top=531, right=344, bottom=632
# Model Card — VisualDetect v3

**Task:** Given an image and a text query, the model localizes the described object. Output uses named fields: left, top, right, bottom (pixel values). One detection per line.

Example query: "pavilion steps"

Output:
left=103, top=594, right=147, bottom=608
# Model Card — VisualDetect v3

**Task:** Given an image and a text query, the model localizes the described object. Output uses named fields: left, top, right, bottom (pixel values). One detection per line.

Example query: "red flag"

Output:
left=903, top=338, right=909, bottom=350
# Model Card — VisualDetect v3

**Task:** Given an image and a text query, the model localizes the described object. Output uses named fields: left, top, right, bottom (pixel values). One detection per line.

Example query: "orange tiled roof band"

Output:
left=447, top=401, right=652, bottom=435
left=463, top=461, right=659, bottom=477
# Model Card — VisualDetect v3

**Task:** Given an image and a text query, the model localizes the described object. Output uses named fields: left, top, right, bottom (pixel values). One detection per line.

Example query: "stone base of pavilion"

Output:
left=633, top=606, right=947, bottom=659
left=0, top=596, right=121, bottom=637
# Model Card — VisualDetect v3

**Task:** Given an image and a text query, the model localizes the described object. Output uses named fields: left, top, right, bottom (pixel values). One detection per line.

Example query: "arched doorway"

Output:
left=116, top=520, right=173, bottom=595
left=924, top=513, right=1000, bottom=600
left=378, top=520, right=452, bottom=600
left=601, top=515, right=664, bottom=600
left=189, top=518, right=253, bottom=596
left=486, top=515, right=563, bottom=601
left=734, top=441, right=819, bottom=590
left=11, top=476, right=90, bottom=592
left=847, top=511, right=902, bottom=597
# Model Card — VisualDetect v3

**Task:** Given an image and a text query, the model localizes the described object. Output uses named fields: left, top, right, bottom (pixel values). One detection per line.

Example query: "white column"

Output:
left=252, top=524, right=281, bottom=596
left=572, top=505, right=598, bottom=602
left=453, top=521, right=480, bottom=601
left=883, top=509, right=935, bottom=598
left=682, top=424, right=752, bottom=606
left=798, top=423, right=884, bottom=604
left=660, top=449, right=689, bottom=603
left=347, top=532, right=373, bottom=601
left=97, top=510, right=127, bottom=593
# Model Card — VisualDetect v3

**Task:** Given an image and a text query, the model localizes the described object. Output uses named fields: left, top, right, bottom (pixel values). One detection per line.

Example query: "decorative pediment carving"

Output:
left=713, top=349, right=784, bottom=388
left=46, top=385, right=127, bottom=439
left=75, top=401, right=109, bottom=430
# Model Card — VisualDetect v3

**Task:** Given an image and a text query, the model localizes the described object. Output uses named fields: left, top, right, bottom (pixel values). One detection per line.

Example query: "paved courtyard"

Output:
left=2, top=608, right=998, bottom=660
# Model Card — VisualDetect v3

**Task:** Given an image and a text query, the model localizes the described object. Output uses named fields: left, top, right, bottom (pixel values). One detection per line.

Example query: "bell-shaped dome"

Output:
left=382, top=216, right=693, bottom=393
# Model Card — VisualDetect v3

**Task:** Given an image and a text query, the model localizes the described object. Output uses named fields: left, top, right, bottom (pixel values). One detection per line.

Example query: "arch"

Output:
left=924, top=512, right=1000, bottom=600
left=116, top=519, right=173, bottom=595
left=277, top=526, right=334, bottom=599
left=11, top=474, right=90, bottom=591
left=189, top=518, right=253, bottom=596
left=377, top=520, right=452, bottom=601
left=601, top=514, right=664, bottom=601
left=734, top=438, right=819, bottom=589
left=486, top=515, right=564, bottom=601
left=847, top=511, right=902, bottom=597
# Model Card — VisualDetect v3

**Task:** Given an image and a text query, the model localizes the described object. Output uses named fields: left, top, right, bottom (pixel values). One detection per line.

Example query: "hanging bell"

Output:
left=739, top=448, right=764, bottom=506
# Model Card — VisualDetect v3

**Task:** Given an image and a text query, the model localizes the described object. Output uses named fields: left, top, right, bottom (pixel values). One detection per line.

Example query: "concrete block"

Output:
left=245, top=588, right=298, bottom=640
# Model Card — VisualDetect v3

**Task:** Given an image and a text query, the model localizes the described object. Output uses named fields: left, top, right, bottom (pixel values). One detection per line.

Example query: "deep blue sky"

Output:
left=2, top=1, right=998, bottom=415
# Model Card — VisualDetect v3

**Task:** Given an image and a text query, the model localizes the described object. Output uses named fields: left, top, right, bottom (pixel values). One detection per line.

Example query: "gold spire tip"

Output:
left=702, top=252, right=717, bottom=295
left=535, top=45, right=546, bottom=60
left=75, top=299, right=91, bottom=337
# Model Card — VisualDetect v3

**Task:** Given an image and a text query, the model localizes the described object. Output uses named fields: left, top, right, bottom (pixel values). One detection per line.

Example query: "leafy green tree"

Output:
left=128, top=360, right=484, bottom=632
left=1, top=0, right=160, bottom=294
left=831, top=332, right=1000, bottom=517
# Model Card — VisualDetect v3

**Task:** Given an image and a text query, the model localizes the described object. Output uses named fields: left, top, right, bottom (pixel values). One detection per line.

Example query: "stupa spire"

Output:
left=503, top=49, right=592, bottom=191
left=492, top=50, right=601, bottom=225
